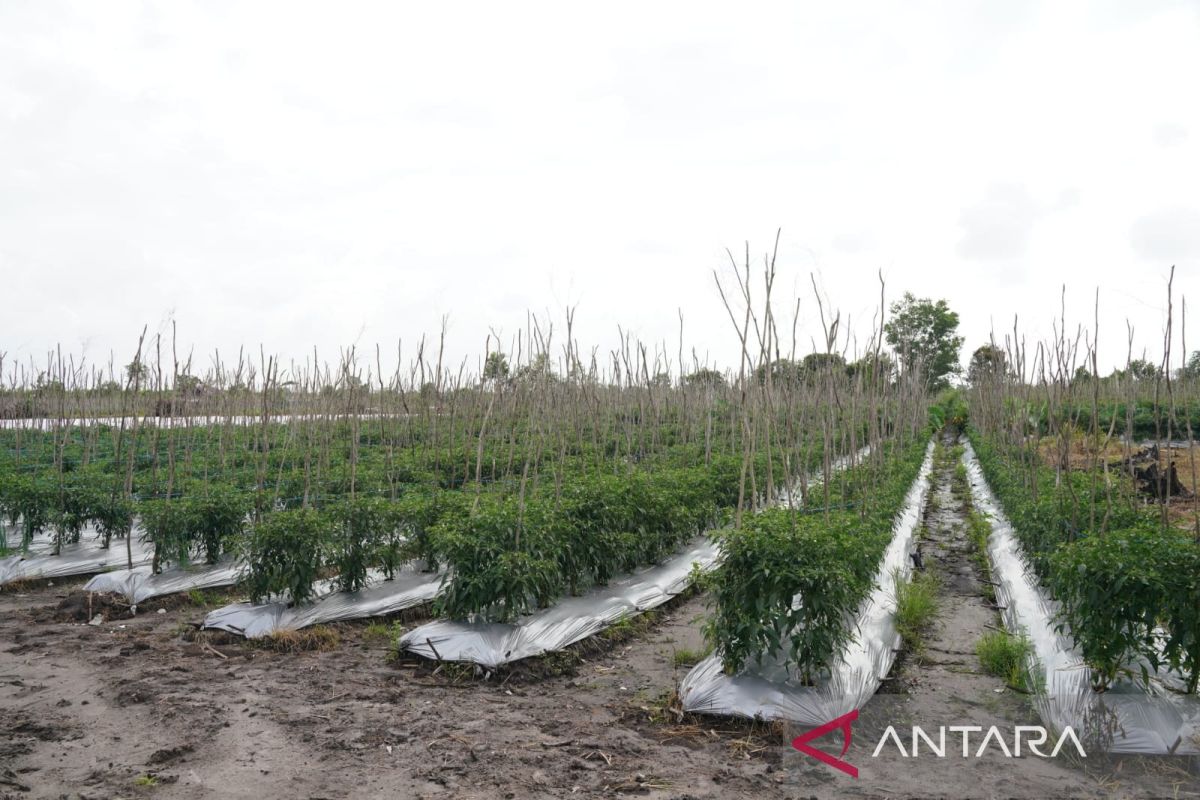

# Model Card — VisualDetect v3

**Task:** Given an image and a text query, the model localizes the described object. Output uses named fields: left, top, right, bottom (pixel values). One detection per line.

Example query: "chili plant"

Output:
left=705, top=438, right=928, bottom=680
left=328, top=496, right=398, bottom=593
left=432, top=497, right=561, bottom=622
left=242, top=508, right=332, bottom=605
left=185, top=484, right=251, bottom=564
left=138, top=499, right=195, bottom=573
left=4, top=473, right=56, bottom=550
left=706, top=509, right=882, bottom=681
left=394, top=489, right=467, bottom=573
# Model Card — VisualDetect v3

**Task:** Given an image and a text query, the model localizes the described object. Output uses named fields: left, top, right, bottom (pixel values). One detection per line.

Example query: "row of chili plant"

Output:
left=703, top=435, right=931, bottom=683
left=968, top=431, right=1200, bottom=693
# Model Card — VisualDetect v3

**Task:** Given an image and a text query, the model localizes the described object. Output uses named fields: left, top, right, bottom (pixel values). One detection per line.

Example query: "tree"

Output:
left=175, top=374, right=205, bottom=396
left=514, top=353, right=555, bottom=383
left=125, top=359, right=147, bottom=385
left=884, top=293, right=964, bottom=391
left=847, top=353, right=896, bottom=385
left=753, top=359, right=803, bottom=386
left=800, top=352, right=847, bottom=376
left=683, top=368, right=727, bottom=389
left=967, top=345, right=1006, bottom=385
left=483, top=352, right=509, bottom=384
left=1178, top=351, right=1200, bottom=381
left=1127, top=359, right=1161, bottom=382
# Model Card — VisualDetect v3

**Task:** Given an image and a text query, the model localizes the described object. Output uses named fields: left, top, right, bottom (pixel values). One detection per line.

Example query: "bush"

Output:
left=138, top=485, right=249, bottom=571
left=1162, top=537, right=1200, bottom=693
left=707, top=509, right=884, bottom=681
left=93, top=493, right=135, bottom=549
left=394, top=489, right=469, bottom=574
left=186, top=484, right=250, bottom=564
left=242, top=509, right=332, bottom=605
left=138, top=499, right=195, bottom=572
left=328, top=496, right=398, bottom=593
left=432, top=497, right=561, bottom=621
left=1, top=473, right=56, bottom=548
left=705, top=438, right=929, bottom=680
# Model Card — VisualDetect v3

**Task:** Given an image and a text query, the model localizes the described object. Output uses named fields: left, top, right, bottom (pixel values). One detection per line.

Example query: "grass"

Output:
left=362, top=620, right=410, bottom=661
left=185, top=588, right=233, bottom=608
left=671, top=645, right=712, bottom=667
left=951, top=460, right=970, bottom=503
left=256, top=625, right=341, bottom=652
left=362, top=621, right=394, bottom=642
left=964, top=510, right=996, bottom=601
left=598, top=608, right=661, bottom=644
left=976, top=629, right=1034, bottom=690
left=894, top=569, right=940, bottom=656
left=133, top=774, right=159, bottom=787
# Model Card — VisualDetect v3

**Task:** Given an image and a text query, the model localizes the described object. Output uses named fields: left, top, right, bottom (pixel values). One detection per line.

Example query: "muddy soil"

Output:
left=2, top=447, right=1198, bottom=799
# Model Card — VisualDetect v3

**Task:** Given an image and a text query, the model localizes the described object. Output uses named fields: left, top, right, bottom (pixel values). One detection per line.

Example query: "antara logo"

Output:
left=791, top=712, right=1086, bottom=778
left=791, top=710, right=860, bottom=777
left=872, top=725, right=1087, bottom=759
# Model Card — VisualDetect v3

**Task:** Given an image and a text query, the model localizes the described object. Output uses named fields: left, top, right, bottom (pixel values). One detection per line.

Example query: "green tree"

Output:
left=125, top=359, right=147, bottom=385
left=847, top=353, right=897, bottom=385
left=514, top=353, right=555, bottom=383
left=483, top=352, right=509, bottom=384
left=1178, top=351, right=1200, bottom=380
left=753, top=359, right=803, bottom=386
left=1127, top=359, right=1161, bottom=382
left=175, top=374, right=205, bottom=396
left=967, top=345, right=1006, bottom=385
left=683, top=368, right=727, bottom=389
left=884, top=293, right=964, bottom=391
left=800, top=352, right=847, bottom=376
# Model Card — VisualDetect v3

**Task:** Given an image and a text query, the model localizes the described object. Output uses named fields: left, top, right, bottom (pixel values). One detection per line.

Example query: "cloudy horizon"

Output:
left=2, top=1, right=1198, bottom=381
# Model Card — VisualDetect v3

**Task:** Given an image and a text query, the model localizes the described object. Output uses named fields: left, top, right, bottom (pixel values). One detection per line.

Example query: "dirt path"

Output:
left=847, top=435, right=1198, bottom=798
left=2, top=450, right=1197, bottom=799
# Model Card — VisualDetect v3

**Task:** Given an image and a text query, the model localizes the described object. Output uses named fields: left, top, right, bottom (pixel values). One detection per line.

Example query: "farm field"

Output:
left=1, top=343, right=1198, bottom=799
left=4, top=279, right=1200, bottom=797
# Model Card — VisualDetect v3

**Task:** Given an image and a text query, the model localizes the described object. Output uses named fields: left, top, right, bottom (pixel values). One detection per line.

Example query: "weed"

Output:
left=133, top=774, right=158, bottom=787
left=362, top=621, right=392, bottom=642
left=964, top=510, right=996, bottom=601
left=186, top=588, right=223, bottom=608
left=672, top=645, right=712, bottom=667
left=976, top=629, right=1034, bottom=690
left=894, top=568, right=940, bottom=656
left=637, top=688, right=685, bottom=724
left=257, top=625, right=341, bottom=653
left=599, top=611, right=653, bottom=643
left=951, top=461, right=970, bottom=504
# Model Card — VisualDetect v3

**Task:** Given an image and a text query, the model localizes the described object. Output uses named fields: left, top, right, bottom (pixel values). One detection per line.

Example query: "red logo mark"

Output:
left=791, top=709, right=858, bottom=778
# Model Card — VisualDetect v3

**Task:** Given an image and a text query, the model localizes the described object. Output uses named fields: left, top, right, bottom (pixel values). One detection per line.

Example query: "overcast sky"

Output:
left=2, top=1, right=1198, bottom=381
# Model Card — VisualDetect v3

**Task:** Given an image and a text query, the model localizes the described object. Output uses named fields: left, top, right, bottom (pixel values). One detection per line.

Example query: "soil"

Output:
left=2, top=446, right=1199, bottom=799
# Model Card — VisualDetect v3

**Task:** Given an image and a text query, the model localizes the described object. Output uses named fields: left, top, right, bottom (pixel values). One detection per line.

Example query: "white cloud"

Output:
left=1154, top=122, right=1189, bottom=148
left=956, top=184, right=1040, bottom=262
left=1, top=0, right=1198, bottom=376
left=1130, top=207, right=1200, bottom=262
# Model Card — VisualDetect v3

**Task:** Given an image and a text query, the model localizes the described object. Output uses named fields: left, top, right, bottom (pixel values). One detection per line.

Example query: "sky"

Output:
left=2, top=0, right=1198, bottom=382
